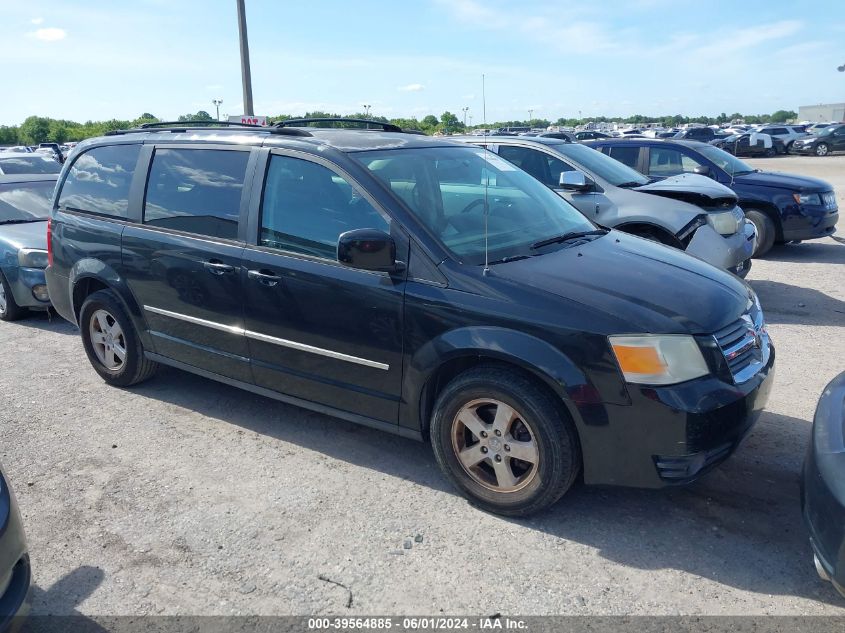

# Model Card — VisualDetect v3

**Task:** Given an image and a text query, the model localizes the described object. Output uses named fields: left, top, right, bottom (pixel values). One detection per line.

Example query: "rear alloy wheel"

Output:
left=815, top=143, right=830, bottom=157
left=0, top=273, right=28, bottom=322
left=430, top=365, right=580, bottom=516
left=79, top=290, right=158, bottom=386
left=745, top=209, right=776, bottom=257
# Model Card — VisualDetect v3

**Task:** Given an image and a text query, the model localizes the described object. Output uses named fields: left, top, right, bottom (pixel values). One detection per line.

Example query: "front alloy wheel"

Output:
left=815, top=143, right=829, bottom=156
left=451, top=398, right=539, bottom=492
left=89, top=309, right=127, bottom=370
left=430, top=365, right=581, bottom=516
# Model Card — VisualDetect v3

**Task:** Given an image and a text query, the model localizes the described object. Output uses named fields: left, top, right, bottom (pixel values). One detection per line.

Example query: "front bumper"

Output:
left=782, top=206, right=838, bottom=242
left=580, top=341, right=775, bottom=488
left=1, top=266, right=50, bottom=310
left=685, top=219, right=755, bottom=274
left=0, top=467, right=30, bottom=631
left=791, top=144, right=816, bottom=155
left=801, top=372, right=845, bottom=596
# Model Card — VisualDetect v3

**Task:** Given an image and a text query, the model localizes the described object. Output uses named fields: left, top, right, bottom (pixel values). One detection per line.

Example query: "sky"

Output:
left=1, top=0, right=844, bottom=125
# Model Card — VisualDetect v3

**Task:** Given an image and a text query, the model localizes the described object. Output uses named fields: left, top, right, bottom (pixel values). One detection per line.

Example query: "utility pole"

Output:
left=212, top=99, right=223, bottom=121
left=236, top=0, right=254, bottom=116
left=462, top=106, right=469, bottom=126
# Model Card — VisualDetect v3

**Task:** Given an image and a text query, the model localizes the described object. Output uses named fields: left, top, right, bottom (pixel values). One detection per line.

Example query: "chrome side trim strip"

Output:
left=143, top=305, right=389, bottom=371
left=244, top=330, right=390, bottom=370
left=144, top=305, right=245, bottom=335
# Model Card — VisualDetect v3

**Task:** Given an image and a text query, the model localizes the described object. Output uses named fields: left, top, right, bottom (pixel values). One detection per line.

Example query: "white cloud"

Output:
left=32, top=28, right=67, bottom=42
left=31, top=17, right=44, bottom=25
left=399, top=83, right=425, bottom=92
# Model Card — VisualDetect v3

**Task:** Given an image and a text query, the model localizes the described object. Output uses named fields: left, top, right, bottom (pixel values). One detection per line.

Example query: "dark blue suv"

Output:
left=587, top=138, right=838, bottom=256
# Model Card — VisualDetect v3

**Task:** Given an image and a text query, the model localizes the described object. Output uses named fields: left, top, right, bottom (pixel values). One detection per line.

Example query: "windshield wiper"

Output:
left=0, top=218, right=45, bottom=225
left=487, top=254, right=530, bottom=265
left=530, top=229, right=607, bottom=250
left=616, top=181, right=645, bottom=188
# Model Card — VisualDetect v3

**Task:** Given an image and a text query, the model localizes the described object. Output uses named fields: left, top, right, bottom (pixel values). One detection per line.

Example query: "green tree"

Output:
left=440, top=111, right=461, bottom=133
left=770, top=109, right=797, bottom=123
left=0, top=126, right=19, bottom=145
left=421, top=115, right=439, bottom=129
left=19, top=116, right=51, bottom=145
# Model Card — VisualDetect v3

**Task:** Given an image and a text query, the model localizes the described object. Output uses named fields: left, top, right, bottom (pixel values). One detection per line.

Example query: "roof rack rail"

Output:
left=274, top=118, right=403, bottom=132
left=105, top=122, right=312, bottom=137
left=138, top=120, right=263, bottom=129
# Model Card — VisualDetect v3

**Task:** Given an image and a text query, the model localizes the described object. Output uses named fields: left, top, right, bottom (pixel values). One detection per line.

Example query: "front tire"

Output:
left=0, top=272, right=28, bottom=322
left=746, top=209, right=776, bottom=257
left=430, top=365, right=581, bottom=516
left=79, top=290, right=158, bottom=386
left=815, top=143, right=830, bottom=157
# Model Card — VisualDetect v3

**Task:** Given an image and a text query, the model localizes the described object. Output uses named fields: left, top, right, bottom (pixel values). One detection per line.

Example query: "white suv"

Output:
left=754, top=125, right=810, bottom=153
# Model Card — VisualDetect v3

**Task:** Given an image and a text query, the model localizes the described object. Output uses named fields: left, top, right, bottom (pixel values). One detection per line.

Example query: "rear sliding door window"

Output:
left=144, top=148, right=249, bottom=240
left=58, top=144, right=140, bottom=218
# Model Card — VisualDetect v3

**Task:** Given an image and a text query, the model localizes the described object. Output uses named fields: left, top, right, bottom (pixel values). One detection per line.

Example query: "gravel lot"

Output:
left=1, top=155, right=844, bottom=617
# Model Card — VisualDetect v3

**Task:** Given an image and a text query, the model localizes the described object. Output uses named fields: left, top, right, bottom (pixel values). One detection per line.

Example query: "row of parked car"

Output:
left=0, top=118, right=842, bottom=623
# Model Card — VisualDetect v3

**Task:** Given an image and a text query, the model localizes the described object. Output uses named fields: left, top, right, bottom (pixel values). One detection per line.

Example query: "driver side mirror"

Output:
left=559, top=170, right=594, bottom=192
left=693, top=165, right=711, bottom=177
left=338, top=229, right=405, bottom=274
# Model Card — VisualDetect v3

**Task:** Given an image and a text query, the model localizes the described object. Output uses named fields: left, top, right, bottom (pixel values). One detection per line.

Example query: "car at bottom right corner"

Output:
left=0, top=460, right=30, bottom=631
left=802, top=371, right=845, bottom=600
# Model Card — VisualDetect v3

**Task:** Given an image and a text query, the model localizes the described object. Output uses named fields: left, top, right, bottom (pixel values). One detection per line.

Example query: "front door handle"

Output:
left=248, top=269, right=281, bottom=286
left=204, top=260, right=235, bottom=276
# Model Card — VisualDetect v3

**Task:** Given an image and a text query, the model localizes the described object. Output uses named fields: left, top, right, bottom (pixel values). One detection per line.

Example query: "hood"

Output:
left=732, top=170, right=833, bottom=193
left=633, top=173, right=737, bottom=208
left=0, top=220, right=48, bottom=251
left=491, top=231, right=751, bottom=335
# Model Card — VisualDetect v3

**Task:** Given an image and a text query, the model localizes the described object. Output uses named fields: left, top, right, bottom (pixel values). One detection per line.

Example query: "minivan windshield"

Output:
left=355, top=146, right=597, bottom=265
left=695, top=145, right=755, bottom=176
left=0, top=180, right=55, bottom=223
left=554, top=142, right=649, bottom=187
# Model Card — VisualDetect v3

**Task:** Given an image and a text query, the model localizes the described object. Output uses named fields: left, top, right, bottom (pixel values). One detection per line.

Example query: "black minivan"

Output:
left=45, top=121, right=775, bottom=516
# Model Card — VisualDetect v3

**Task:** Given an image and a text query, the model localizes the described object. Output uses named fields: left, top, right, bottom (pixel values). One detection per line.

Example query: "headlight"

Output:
left=609, top=334, right=710, bottom=385
left=707, top=209, right=741, bottom=235
left=17, top=248, right=49, bottom=269
left=793, top=192, right=822, bottom=205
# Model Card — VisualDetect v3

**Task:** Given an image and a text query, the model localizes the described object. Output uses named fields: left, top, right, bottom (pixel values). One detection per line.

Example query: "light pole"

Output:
left=528, top=109, right=533, bottom=122
left=362, top=104, right=371, bottom=117
left=462, top=106, right=469, bottom=127
left=212, top=99, right=223, bottom=121
left=236, top=0, right=254, bottom=116
left=468, top=114, right=473, bottom=127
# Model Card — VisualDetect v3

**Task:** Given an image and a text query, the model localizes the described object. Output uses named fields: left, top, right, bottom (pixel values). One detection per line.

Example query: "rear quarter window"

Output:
left=58, top=144, right=141, bottom=218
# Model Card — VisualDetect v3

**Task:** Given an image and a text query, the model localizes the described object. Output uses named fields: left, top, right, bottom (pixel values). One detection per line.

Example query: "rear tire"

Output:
left=0, top=272, right=29, bottom=322
left=79, top=290, right=158, bottom=387
left=430, top=365, right=581, bottom=516
left=746, top=209, right=776, bottom=257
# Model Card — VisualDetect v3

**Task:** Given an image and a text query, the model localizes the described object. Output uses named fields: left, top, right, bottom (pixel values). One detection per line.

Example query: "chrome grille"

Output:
left=713, top=301, right=769, bottom=384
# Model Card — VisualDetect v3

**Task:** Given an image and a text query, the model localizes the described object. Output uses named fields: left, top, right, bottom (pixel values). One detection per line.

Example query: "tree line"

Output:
left=1, top=109, right=799, bottom=145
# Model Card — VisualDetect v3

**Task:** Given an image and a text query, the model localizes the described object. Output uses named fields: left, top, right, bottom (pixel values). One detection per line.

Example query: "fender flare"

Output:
left=401, top=326, right=616, bottom=441
left=68, top=258, right=154, bottom=350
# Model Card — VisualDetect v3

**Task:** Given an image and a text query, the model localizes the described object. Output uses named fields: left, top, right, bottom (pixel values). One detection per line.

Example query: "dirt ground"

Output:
left=1, top=155, right=844, bottom=617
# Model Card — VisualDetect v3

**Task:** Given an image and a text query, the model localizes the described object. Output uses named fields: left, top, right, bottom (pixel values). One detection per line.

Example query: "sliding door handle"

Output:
left=248, top=269, right=281, bottom=286
left=204, top=260, right=235, bottom=275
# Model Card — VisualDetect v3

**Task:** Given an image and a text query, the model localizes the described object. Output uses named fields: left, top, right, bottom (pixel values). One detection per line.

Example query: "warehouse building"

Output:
left=798, top=102, right=845, bottom=123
